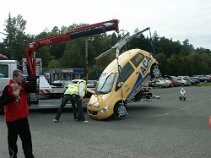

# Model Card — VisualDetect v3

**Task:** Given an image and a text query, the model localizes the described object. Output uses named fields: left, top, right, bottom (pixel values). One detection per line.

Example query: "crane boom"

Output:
left=26, top=19, right=119, bottom=81
left=25, top=19, right=119, bottom=93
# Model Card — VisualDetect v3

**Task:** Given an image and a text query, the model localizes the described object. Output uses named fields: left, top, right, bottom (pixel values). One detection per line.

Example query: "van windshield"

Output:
left=96, top=73, right=116, bottom=94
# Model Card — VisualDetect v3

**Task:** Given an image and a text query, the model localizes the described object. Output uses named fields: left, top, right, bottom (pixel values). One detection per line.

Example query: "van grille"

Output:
left=88, top=110, right=98, bottom=116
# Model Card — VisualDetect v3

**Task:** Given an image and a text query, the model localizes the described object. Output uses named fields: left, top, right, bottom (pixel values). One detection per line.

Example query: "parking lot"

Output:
left=1, top=86, right=211, bottom=158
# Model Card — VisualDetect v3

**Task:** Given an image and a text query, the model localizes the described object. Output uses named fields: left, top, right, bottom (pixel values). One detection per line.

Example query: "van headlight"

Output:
left=99, top=106, right=109, bottom=114
left=93, top=103, right=99, bottom=108
left=88, top=103, right=99, bottom=108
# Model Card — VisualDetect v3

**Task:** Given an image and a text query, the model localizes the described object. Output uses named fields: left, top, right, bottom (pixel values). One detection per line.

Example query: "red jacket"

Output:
left=3, top=80, right=29, bottom=122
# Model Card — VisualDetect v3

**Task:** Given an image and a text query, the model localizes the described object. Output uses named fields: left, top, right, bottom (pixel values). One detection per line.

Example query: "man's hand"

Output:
left=13, top=88, right=20, bottom=97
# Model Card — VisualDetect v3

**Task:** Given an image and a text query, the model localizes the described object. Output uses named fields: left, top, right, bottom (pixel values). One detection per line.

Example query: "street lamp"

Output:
left=85, top=38, right=88, bottom=80
left=85, top=37, right=95, bottom=80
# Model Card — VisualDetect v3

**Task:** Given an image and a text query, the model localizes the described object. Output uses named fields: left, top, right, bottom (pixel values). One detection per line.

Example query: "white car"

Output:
left=155, top=79, right=172, bottom=88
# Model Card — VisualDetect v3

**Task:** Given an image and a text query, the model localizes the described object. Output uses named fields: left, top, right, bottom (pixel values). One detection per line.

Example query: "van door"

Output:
left=117, top=62, right=135, bottom=101
left=120, top=52, right=146, bottom=102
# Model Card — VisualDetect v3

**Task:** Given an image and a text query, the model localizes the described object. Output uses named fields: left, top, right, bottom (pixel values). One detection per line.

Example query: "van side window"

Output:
left=131, top=53, right=144, bottom=67
left=0, top=64, right=8, bottom=78
left=120, top=62, right=134, bottom=83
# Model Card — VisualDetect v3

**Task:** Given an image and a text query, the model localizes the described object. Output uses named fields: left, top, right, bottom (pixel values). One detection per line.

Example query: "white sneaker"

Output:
left=79, top=120, right=88, bottom=123
left=53, top=119, right=59, bottom=123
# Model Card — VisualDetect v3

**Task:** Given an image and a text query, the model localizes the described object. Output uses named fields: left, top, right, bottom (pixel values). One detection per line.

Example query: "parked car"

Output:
left=179, top=76, right=198, bottom=85
left=89, top=80, right=98, bottom=87
left=149, top=79, right=157, bottom=87
left=193, top=75, right=209, bottom=82
left=189, top=77, right=200, bottom=85
left=154, top=78, right=172, bottom=88
left=71, top=79, right=96, bottom=88
left=176, top=78, right=191, bottom=86
left=163, top=75, right=181, bottom=87
left=52, top=80, right=71, bottom=88
left=206, top=75, right=211, bottom=82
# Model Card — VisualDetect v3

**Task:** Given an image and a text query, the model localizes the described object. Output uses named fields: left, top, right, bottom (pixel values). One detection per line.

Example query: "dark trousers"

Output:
left=6, top=118, right=34, bottom=158
left=55, top=94, right=85, bottom=121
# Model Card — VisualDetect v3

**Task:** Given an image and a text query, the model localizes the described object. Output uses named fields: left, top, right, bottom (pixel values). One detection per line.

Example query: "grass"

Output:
left=195, top=82, right=211, bottom=86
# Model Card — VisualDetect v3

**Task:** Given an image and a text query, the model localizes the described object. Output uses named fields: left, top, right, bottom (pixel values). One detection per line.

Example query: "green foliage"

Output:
left=48, top=60, right=62, bottom=69
left=195, top=82, right=211, bottom=86
left=61, top=40, right=85, bottom=68
left=2, top=13, right=30, bottom=60
left=36, top=47, right=54, bottom=67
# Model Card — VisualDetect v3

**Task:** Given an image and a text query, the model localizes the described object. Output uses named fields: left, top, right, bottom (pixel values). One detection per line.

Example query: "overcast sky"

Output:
left=0, top=0, right=211, bottom=49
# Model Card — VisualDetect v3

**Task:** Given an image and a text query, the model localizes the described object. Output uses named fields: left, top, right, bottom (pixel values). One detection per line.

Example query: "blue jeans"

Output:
left=55, top=94, right=85, bottom=121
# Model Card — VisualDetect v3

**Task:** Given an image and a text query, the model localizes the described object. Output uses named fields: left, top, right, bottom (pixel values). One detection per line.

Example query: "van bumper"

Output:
left=87, top=109, right=113, bottom=120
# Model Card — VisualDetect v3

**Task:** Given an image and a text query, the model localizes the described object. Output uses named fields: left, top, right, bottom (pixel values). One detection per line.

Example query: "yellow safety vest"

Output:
left=64, top=80, right=86, bottom=97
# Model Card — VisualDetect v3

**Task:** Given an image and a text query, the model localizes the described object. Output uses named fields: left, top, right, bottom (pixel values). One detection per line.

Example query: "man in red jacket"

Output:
left=0, top=69, right=34, bottom=158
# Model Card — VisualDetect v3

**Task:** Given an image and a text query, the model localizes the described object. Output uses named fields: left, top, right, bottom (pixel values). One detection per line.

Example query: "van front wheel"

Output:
left=114, top=103, right=128, bottom=119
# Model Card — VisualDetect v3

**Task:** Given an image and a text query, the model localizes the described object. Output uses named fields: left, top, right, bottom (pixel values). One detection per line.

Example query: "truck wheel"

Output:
left=114, top=102, right=128, bottom=119
left=150, top=65, right=160, bottom=78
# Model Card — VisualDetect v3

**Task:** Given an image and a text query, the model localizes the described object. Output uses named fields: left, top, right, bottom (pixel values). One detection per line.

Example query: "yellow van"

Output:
left=87, top=49, right=159, bottom=120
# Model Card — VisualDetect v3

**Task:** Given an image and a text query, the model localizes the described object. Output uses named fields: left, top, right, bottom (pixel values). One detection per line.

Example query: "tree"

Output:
left=61, top=40, right=85, bottom=68
left=180, top=39, right=194, bottom=55
left=36, top=47, right=54, bottom=67
left=155, top=53, right=169, bottom=75
left=48, top=60, right=62, bottom=69
left=3, top=13, right=29, bottom=60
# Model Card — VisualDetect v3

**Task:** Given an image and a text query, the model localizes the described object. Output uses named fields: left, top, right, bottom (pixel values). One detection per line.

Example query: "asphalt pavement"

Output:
left=0, top=86, right=211, bottom=158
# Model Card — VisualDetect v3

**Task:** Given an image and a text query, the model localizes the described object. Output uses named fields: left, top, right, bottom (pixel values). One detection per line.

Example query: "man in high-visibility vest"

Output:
left=53, top=79, right=88, bottom=123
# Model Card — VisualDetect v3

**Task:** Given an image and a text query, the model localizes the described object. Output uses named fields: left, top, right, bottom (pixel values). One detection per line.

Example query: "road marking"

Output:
left=147, top=112, right=170, bottom=118
left=129, top=99, right=208, bottom=120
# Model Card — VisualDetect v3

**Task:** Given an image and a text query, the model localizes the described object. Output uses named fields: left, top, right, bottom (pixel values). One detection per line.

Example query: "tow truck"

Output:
left=0, top=19, right=119, bottom=106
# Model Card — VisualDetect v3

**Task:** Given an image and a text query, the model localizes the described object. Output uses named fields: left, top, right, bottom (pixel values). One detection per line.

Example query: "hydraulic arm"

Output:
left=95, top=27, right=150, bottom=60
left=26, top=19, right=119, bottom=81
left=25, top=19, right=119, bottom=92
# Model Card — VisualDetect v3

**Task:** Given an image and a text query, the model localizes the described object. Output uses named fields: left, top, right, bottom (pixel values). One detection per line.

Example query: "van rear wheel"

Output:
left=114, top=103, right=128, bottom=119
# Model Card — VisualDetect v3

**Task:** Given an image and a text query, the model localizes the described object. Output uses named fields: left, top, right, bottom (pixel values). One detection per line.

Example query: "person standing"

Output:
left=0, top=69, right=34, bottom=158
left=53, top=79, right=88, bottom=123
left=179, top=87, right=186, bottom=101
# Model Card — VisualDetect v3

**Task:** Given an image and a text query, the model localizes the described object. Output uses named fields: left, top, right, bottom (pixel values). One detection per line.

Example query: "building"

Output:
left=49, top=68, right=84, bottom=83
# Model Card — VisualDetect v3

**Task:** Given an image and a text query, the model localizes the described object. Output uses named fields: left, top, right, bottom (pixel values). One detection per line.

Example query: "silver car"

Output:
left=176, top=78, right=191, bottom=86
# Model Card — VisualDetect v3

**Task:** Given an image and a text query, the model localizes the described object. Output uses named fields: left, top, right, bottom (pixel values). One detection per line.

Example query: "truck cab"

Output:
left=0, top=60, right=19, bottom=114
left=0, top=60, right=19, bottom=96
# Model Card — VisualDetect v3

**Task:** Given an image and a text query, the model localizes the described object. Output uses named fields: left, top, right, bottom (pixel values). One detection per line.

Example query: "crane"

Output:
left=25, top=19, right=119, bottom=93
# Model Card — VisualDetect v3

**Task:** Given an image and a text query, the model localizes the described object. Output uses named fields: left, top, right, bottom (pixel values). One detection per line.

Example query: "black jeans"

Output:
left=6, top=118, right=34, bottom=158
left=55, top=94, right=85, bottom=121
